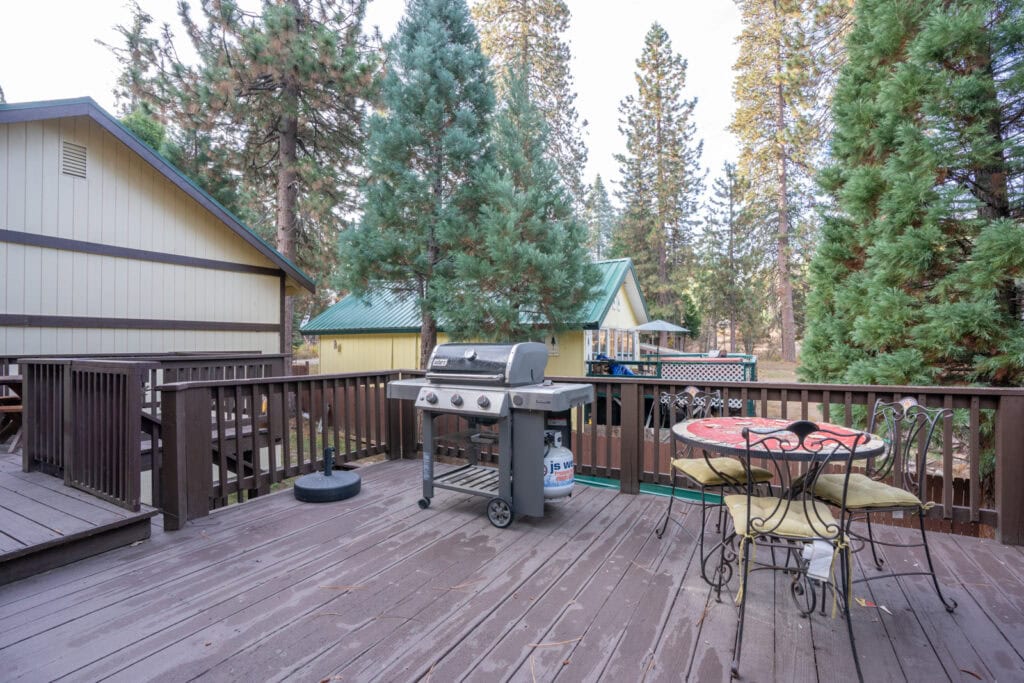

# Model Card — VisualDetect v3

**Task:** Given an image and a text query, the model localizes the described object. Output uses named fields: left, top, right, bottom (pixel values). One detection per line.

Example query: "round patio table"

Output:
left=672, top=416, right=885, bottom=462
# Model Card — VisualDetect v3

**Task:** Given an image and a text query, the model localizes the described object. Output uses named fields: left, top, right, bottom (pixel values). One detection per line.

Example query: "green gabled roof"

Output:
left=301, top=258, right=650, bottom=335
left=571, top=257, right=648, bottom=328
left=301, top=289, right=425, bottom=334
left=0, top=97, right=315, bottom=293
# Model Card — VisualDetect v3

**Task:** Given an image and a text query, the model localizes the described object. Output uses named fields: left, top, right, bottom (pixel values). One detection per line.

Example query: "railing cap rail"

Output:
left=21, top=357, right=160, bottom=370
left=158, top=369, right=406, bottom=392
left=548, top=375, right=1024, bottom=397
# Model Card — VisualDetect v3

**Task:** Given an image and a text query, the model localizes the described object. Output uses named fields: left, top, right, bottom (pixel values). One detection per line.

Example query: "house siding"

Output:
left=317, top=330, right=589, bottom=376
left=1, top=116, right=283, bottom=355
left=602, top=284, right=641, bottom=329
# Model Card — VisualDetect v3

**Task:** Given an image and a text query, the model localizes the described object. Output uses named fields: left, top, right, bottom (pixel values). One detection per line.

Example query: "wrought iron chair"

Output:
left=655, top=387, right=772, bottom=589
left=810, top=397, right=957, bottom=613
left=722, top=421, right=870, bottom=680
left=646, top=387, right=710, bottom=428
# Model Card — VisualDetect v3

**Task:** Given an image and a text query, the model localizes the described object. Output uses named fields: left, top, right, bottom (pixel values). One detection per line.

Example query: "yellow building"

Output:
left=0, top=97, right=314, bottom=356
left=303, top=258, right=649, bottom=376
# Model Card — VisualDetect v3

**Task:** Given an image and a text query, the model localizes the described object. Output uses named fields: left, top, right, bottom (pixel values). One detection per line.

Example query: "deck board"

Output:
left=0, top=455, right=156, bottom=586
left=1, top=458, right=1022, bottom=682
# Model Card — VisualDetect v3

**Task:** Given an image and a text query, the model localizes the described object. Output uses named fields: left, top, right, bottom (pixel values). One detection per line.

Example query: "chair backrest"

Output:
left=677, top=385, right=721, bottom=419
left=739, top=420, right=870, bottom=539
left=866, top=397, right=950, bottom=496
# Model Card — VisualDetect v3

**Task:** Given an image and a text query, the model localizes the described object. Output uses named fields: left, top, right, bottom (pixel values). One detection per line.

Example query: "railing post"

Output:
left=995, top=394, right=1024, bottom=545
left=160, top=385, right=211, bottom=530
left=619, top=381, right=641, bottom=495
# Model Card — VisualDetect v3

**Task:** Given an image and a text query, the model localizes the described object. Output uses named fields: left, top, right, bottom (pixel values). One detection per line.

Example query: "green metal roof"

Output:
left=571, top=257, right=648, bottom=328
left=301, top=258, right=649, bottom=335
left=301, top=289, right=425, bottom=334
left=0, top=97, right=315, bottom=293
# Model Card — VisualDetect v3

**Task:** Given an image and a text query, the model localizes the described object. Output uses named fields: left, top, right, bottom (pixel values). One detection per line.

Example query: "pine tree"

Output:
left=582, top=175, right=616, bottom=259
left=697, top=163, right=771, bottom=353
left=471, top=0, right=588, bottom=205
left=437, top=70, right=600, bottom=342
left=105, top=0, right=376, bottom=344
left=730, top=0, right=852, bottom=362
left=613, top=23, right=704, bottom=327
left=801, top=0, right=1024, bottom=387
left=336, top=0, right=494, bottom=366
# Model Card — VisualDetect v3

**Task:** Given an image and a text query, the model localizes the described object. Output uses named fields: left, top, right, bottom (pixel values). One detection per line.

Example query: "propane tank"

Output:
left=543, top=430, right=574, bottom=499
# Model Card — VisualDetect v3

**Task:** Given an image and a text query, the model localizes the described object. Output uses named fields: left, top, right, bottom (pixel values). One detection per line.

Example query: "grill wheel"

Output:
left=487, top=497, right=514, bottom=528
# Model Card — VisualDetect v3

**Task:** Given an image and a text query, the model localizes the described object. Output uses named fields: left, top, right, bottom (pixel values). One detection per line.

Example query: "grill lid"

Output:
left=426, top=342, right=548, bottom=386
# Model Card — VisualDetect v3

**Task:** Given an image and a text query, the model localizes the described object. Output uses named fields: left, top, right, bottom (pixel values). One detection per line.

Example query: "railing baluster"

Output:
left=267, top=381, right=280, bottom=484
left=354, top=376, right=364, bottom=460
left=343, top=377, right=353, bottom=460
left=318, top=378, right=329, bottom=461
left=331, top=378, right=341, bottom=457
left=294, top=380, right=305, bottom=473
left=970, top=397, right=981, bottom=523
left=283, top=382, right=294, bottom=479
left=251, top=382, right=261, bottom=494
left=216, top=386, right=228, bottom=505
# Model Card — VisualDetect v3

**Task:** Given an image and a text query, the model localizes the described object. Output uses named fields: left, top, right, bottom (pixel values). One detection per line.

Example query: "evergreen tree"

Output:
left=801, top=0, right=1024, bottom=387
left=471, top=0, right=588, bottom=204
left=105, top=0, right=376, bottom=344
left=336, top=0, right=494, bottom=366
left=582, top=175, right=616, bottom=259
left=613, top=23, right=704, bottom=326
left=697, top=163, right=771, bottom=353
left=730, top=0, right=852, bottom=362
left=437, top=70, right=600, bottom=342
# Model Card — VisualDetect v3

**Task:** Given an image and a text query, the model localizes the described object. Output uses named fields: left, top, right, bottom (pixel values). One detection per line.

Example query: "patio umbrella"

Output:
left=631, top=320, right=689, bottom=333
left=632, top=320, right=689, bottom=356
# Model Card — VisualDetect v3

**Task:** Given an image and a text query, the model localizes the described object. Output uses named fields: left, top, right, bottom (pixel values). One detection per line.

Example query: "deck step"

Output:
left=0, top=460, right=157, bottom=585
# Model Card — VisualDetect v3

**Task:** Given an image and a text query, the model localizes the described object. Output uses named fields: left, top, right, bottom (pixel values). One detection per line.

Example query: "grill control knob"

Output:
left=450, top=394, right=464, bottom=407
left=512, top=394, right=524, bottom=407
left=424, top=391, right=438, bottom=405
left=477, top=395, right=491, bottom=409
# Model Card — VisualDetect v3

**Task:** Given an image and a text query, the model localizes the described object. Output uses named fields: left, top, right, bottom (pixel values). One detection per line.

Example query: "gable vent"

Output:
left=61, top=140, right=87, bottom=179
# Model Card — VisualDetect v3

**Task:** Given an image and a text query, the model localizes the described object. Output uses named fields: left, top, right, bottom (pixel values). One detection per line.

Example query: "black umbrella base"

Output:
left=293, top=469, right=361, bottom=503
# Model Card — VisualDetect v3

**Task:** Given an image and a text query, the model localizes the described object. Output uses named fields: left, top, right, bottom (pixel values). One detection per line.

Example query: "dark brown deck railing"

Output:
left=157, top=370, right=417, bottom=530
left=20, top=357, right=1023, bottom=545
left=555, top=377, right=1024, bottom=545
left=22, top=359, right=152, bottom=511
left=372, top=370, right=1023, bottom=544
left=17, top=352, right=289, bottom=511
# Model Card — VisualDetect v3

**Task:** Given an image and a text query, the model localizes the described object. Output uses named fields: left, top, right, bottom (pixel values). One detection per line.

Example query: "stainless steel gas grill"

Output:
left=387, top=342, right=593, bottom=528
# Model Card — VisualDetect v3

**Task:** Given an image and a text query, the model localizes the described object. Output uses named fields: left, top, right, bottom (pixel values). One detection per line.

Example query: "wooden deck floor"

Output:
left=0, top=458, right=1021, bottom=682
left=0, top=454, right=156, bottom=585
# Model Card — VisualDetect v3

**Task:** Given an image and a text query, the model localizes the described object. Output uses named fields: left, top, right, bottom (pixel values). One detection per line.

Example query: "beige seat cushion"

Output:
left=672, top=457, right=773, bottom=487
left=724, top=495, right=841, bottom=539
left=813, top=473, right=923, bottom=509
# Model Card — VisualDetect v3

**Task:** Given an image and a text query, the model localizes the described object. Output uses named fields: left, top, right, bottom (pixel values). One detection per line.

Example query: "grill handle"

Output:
left=425, top=371, right=505, bottom=384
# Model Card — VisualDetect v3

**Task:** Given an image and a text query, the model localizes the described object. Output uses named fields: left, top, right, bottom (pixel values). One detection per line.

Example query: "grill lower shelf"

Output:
left=434, top=464, right=500, bottom=497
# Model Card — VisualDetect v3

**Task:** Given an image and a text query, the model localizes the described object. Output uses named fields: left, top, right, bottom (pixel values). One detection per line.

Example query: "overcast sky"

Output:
left=0, top=0, right=741, bottom=201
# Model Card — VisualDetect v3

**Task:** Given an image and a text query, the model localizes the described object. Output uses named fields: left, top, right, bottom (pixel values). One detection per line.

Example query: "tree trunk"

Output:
left=971, top=47, right=1014, bottom=320
left=277, top=74, right=299, bottom=364
left=421, top=310, right=437, bottom=370
left=775, top=46, right=797, bottom=363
